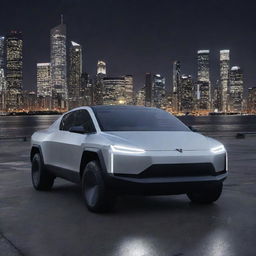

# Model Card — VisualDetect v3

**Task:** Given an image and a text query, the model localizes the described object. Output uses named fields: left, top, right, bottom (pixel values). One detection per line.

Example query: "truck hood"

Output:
left=103, top=131, right=210, bottom=151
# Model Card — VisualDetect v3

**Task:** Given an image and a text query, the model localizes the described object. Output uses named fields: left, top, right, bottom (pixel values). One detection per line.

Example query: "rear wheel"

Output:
left=31, top=153, right=54, bottom=190
left=82, top=160, right=116, bottom=213
left=187, top=182, right=223, bottom=204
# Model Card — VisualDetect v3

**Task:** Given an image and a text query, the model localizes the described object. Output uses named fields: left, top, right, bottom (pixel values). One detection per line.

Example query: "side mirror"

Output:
left=69, top=126, right=86, bottom=134
left=188, top=125, right=198, bottom=132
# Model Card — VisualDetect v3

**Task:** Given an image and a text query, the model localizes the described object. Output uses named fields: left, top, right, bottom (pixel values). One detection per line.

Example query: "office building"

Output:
left=145, top=73, right=152, bottom=107
left=228, top=66, right=243, bottom=112
left=97, top=60, right=106, bottom=75
left=124, top=75, right=133, bottom=105
left=197, top=50, right=211, bottom=110
left=50, top=17, right=67, bottom=109
left=102, top=77, right=126, bottom=105
left=37, top=63, right=51, bottom=97
left=172, top=61, right=181, bottom=112
left=152, top=74, right=166, bottom=108
left=220, top=50, right=230, bottom=112
left=6, top=31, right=23, bottom=110
left=68, top=41, right=82, bottom=109
left=179, top=75, right=194, bottom=113
left=247, top=87, right=256, bottom=113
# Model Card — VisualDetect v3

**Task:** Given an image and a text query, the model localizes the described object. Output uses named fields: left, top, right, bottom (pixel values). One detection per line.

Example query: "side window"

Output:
left=60, top=112, right=76, bottom=131
left=74, top=110, right=96, bottom=132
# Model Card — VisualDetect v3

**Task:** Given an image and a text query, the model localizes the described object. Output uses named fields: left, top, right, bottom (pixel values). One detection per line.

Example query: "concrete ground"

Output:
left=0, top=136, right=256, bottom=256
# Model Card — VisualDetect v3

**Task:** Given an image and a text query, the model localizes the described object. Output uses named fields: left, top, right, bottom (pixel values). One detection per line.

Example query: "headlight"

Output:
left=110, top=145, right=145, bottom=154
left=211, top=145, right=226, bottom=153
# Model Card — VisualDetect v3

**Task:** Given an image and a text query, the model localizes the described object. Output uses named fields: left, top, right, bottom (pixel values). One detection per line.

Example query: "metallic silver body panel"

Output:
left=31, top=106, right=228, bottom=183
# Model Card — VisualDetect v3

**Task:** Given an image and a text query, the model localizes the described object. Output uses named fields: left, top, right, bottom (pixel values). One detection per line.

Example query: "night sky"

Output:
left=1, top=0, right=256, bottom=91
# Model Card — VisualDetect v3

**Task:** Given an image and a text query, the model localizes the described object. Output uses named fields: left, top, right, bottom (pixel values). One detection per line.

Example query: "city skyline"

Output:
left=0, top=0, right=256, bottom=91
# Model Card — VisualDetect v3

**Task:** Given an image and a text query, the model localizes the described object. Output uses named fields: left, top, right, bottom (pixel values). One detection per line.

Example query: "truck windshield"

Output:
left=92, top=106, right=190, bottom=132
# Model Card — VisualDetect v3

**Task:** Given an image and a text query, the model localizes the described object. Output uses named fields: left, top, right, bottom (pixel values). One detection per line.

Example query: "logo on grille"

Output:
left=176, top=148, right=183, bottom=153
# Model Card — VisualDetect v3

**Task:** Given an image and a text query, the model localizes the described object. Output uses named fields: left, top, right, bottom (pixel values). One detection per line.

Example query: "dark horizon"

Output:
left=1, top=0, right=256, bottom=92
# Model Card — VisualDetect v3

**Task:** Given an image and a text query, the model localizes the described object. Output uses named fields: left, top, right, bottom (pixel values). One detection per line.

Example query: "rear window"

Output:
left=92, top=106, right=190, bottom=132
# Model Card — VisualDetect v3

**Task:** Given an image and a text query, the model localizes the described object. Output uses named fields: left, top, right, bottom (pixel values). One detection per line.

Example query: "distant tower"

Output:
left=6, top=31, right=23, bottom=110
left=152, top=74, right=166, bottom=109
left=228, top=66, right=243, bottom=113
left=197, top=50, right=210, bottom=111
left=145, top=73, right=152, bottom=107
left=68, top=41, right=82, bottom=109
left=37, top=63, right=51, bottom=97
left=172, top=61, right=181, bottom=112
left=50, top=16, right=67, bottom=109
left=220, top=50, right=230, bottom=112
left=0, top=36, right=5, bottom=92
left=97, top=60, right=106, bottom=75
left=124, top=75, right=134, bottom=105
left=179, top=75, right=194, bottom=113
left=94, top=61, right=106, bottom=105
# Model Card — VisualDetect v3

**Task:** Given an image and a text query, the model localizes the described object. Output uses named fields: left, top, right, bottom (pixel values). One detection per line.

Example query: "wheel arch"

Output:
left=30, top=145, right=44, bottom=163
left=79, top=149, right=107, bottom=179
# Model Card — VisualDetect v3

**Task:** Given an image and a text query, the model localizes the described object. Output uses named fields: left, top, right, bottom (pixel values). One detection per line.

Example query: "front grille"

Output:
left=115, top=163, right=217, bottom=178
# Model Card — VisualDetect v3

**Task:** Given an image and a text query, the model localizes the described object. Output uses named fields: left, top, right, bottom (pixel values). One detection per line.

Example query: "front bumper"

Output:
left=101, top=149, right=227, bottom=195
left=104, top=171, right=227, bottom=195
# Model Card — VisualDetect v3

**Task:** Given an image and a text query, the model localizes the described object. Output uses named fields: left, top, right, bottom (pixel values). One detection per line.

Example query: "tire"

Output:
left=31, top=153, right=54, bottom=191
left=82, top=160, right=116, bottom=213
left=187, top=182, right=223, bottom=204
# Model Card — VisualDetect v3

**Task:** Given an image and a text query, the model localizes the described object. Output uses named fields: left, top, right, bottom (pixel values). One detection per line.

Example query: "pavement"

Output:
left=0, top=136, right=256, bottom=256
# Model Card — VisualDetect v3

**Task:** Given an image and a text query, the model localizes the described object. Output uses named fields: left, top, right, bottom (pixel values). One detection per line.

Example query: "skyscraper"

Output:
left=197, top=50, right=211, bottom=111
left=80, top=72, right=93, bottom=106
left=179, top=75, right=194, bottom=113
left=124, top=75, right=133, bottom=105
left=102, top=77, right=126, bottom=105
left=0, top=36, right=5, bottom=92
left=172, top=61, right=181, bottom=112
left=68, top=41, right=82, bottom=109
left=0, top=36, right=4, bottom=70
left=228, top=66, right=243, bottom=113
left=152, top=74, right=166, bottom=109
left=94, top=61, right=106, bottom=105
left=37, top=63, right=51, bottom=97
left=50, top=17, right=67, bottom=109
left=97, top=60, right=106, bottom=75
left=6, top=31, right=23, bottom=110
left=220, top=50, right=230, bottom=112
left=247, top=87, right=256, bottom=114
left=145, top=73, right=152, bottom=107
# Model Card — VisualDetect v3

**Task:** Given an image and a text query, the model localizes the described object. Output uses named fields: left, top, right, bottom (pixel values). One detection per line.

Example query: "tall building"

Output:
left=6, top=31, right=23, bottom=110
left=81, top=72, right=93, bottom=106
left=179, top=75, right=194, bottom=113
left=152, top=74, right=166, bottom=109
left=124, top=75, right=133, bottom=105
left=0, top=36, right=6, bottom=94
left=37, top=63, right=51, bottom=97
left=220, top=50, right=230, bottom=112
left=145, top=73, right=152, bottom=107
left=135, top=87, right=145, bottom=106
left=172, top=61, right=181, bottom=112
left=102, top=77, right=126, bottom=105
left=228, top=66, right=243, bottom=113
left=97, top=60, right=106, bottom=75
left=0, top=36, right=4, bottom=70
left=247, top=87, right=256, bottom=113
left=93, top=61, right=106, bottom=105
left=50, top=17, right=67, bottom=109
left=68, top=41, right=82, bottom=109
left=197, top=50, right=211, bottom=111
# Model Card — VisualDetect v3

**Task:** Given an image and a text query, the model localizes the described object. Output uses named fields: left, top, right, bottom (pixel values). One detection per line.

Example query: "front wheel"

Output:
left=187, top=182, right=223, bottom=204
left=82, top=160, right=116, bottom=213
left=31, top=153, right=54, bottom=191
